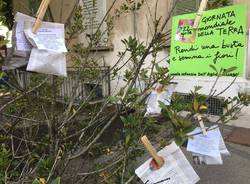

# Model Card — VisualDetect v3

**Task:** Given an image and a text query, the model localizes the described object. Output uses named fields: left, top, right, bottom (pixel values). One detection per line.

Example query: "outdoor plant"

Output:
left=0, top=0, right=249, bottom=184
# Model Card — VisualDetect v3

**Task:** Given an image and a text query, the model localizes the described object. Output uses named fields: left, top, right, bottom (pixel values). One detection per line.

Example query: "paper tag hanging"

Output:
left=24, top=21, right=67, bottom=53
left=135, top=142, right=200, bottom=184
left=187, top=126, right=229, bottom=165
left=27, top=49, right=67, bottom=77
left=145, top=83, right=177, bottom=116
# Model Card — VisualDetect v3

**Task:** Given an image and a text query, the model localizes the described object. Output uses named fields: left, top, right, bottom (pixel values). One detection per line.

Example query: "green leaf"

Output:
left=120, top=116, right=127, bottom=124
left=32, top=179, right=40, bottom=184
left=155, top=63, right=161, bottom=72
left=0, top=40, right=8, bottom=47
left=209, top=64, right=218, bottom=73
left=50, top=177, right=60, bottom=184
left=194, top=86, right=202, bottom=92
left=125, top=134, right=131, bottom=145
left=174, top=135, right=185, bottom=146
left=193, top=98, right=199, bottom=112
left=107, top=96, right=120, bottom=103
left=183, top=125, right=196, bottom=134
left=222, top=66, right=238, bottom=75
left=0, top=72, right=4, bottom=79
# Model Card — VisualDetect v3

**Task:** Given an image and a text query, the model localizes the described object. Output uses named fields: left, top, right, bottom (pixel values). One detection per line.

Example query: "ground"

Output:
left=189, top=142, right=250, bottom=184
left=1, top=92, right=250, bottom=183
left=183, top=123, right=250, bottom=184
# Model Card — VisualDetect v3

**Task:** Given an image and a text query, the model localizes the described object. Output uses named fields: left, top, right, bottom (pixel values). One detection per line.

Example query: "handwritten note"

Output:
left=135, top=142, right=200, bottom=184
left=170, top=4, right=247, bottom=77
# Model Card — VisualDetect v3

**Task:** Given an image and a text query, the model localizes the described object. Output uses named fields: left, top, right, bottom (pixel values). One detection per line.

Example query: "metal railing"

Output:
left=57, top=67, right=110, bottom=102
left=9, top=67, right=110, bottom=103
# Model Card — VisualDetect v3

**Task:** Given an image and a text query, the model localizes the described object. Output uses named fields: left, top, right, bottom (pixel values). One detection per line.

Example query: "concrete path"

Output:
left=182, top=124, right=250, bottom=184
left=183, top=142, right=250, bottom=184
left=227, top=106, right=250, bottom=129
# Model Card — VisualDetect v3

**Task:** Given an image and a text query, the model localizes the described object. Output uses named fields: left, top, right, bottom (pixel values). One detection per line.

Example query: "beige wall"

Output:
left=12, top=0, right=250, bottom=97
left=49, top=0, right=77, bottom=23
left=13, top=0, right=250, bottom=28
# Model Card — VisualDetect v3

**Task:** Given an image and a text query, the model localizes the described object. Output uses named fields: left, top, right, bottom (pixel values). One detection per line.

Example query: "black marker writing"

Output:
left=144, top=177, right=171, bottom=184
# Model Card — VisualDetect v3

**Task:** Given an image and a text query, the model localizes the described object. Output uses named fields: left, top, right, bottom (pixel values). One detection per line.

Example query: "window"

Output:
left=81, top=0, right=108, bottom=47
left=174, top=0, right=233, bottom=16
left=165, top=0, right=233, bottom=46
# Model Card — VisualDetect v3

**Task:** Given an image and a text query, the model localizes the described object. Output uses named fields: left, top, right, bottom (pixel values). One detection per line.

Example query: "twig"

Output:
left=214, top=76, right=237, bottom=97
left=47, top=148, right=62, bottom=182
left=95, top=0, right=118, bottom=37
left=69, top=110, right=119, bottom=160
left=208, top=75, right=220, bottom=96
left=187, top=125, right=219, bottom=138
left=18, top=158, right=30, bottom=181
left=77, top=155, right=124, bottom=176
left=121, top=156, right=127, bottom=184
left=1, top=113, right=43, bottom=123
left=124, top=175, right=135, bottom=184
left=0, top=79, right=48, bottom=112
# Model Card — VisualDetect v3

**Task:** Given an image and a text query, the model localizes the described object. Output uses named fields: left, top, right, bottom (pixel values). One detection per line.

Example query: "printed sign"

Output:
left=170, top=4, right=247, bottom=77
left=187, top=126, right=230, bottom=165
left=135, top=142, right=200, bottom=184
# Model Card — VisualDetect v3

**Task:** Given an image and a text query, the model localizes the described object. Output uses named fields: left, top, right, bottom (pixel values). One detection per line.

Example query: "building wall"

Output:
left=172, top=0, right=250, bottom=98
left=99, top=0, right=172, bottom=94
left=12, top=0, right=250, bottom=98
left=103, top=0, right=250, bottom=97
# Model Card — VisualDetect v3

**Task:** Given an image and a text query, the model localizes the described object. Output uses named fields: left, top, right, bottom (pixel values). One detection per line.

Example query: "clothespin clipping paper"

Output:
left=32, top=0, right=51, bottom=33
left=190, top=0, right=208, bottom=42
left=197, top=114, right=207, bottom=136
left=193, top=0, right=208, bottom=29
left=141, top=135, right=164, bottom=170
left=176, top=0, right=208, bottom=43
left=136, top=139, right=201, bottom=183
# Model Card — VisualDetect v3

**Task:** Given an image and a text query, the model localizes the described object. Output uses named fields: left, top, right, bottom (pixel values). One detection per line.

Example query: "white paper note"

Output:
left=192, top=152, right=223, bottom=165
left=217, top=126, right=230, bottom=156
left=24, top=21, right=67, bottom=53
left=14, top=12, right=35, bottom=51
left=187, top=126, right=221, bottom=157
left=27, top=49, right=67, bottom=77
left=191, top=126, right=230, bottom=165
left=145, top=84, right=177, bottom=116
left=135, top=142, right=200, bottom=184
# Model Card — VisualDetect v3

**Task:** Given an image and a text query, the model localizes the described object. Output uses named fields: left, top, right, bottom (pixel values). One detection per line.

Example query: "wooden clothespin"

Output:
left=197, top=114, right=207, bottom=136
left=190, top=0, right=208, bottom=42
left=193, top=0, right=208, bottom=29
left=32, top=0, right=51, bottom=33
left=141, top=135, right=164, bottom=170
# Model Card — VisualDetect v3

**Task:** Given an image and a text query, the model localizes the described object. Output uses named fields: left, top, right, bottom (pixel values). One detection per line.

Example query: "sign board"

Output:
left=170, top=4, right=247, bottom=77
